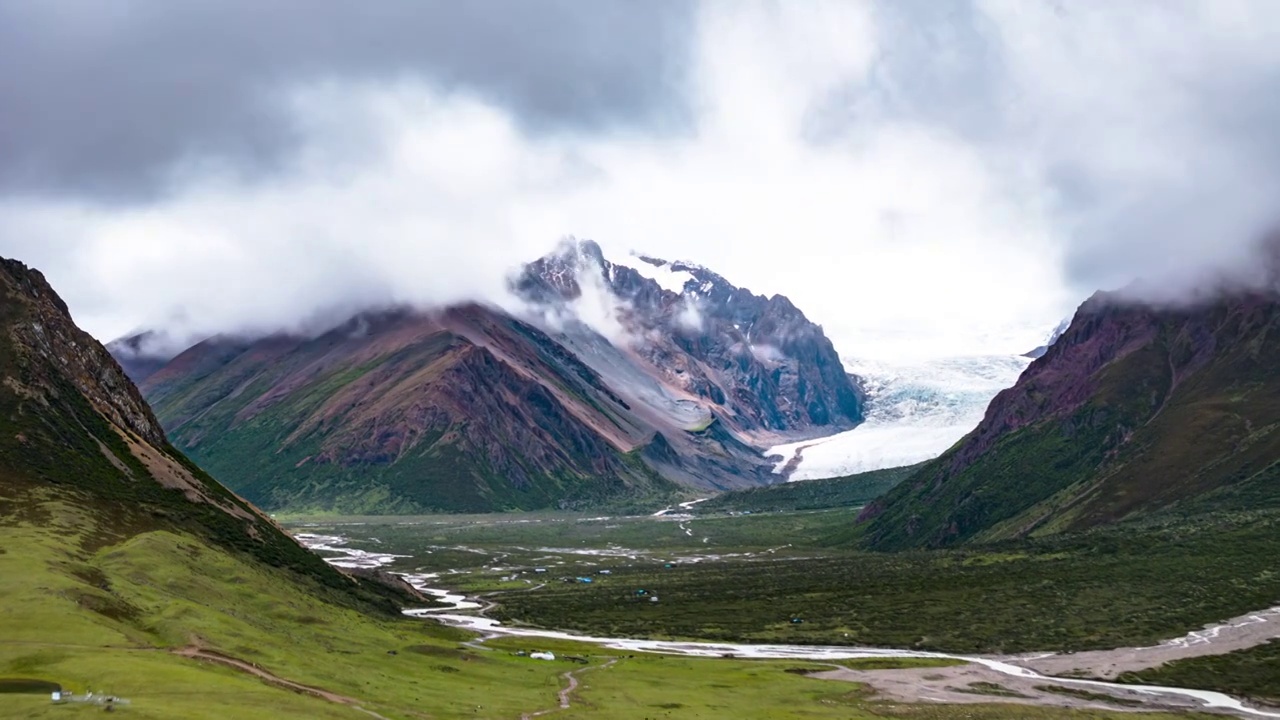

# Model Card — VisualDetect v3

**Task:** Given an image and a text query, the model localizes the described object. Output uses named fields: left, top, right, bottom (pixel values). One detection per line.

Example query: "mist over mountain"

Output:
left=860, top=272, right=1280, bottom=550
left=120, top=242, right=863, bottom=513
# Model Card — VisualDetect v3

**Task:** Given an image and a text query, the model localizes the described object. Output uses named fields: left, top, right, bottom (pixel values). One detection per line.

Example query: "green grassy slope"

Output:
left=0, top=498, right=592, bottom=719
left=696, top=464, right=920, bottom=514
left=142, top=313, right=679, bottom=515
left=1123, top=640, right=1280, bottom=707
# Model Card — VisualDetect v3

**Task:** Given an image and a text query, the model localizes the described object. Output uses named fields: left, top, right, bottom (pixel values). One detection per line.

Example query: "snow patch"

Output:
left=627, top=254, right=696, bottom=294
left=772, top=355, right=1029, bottom=479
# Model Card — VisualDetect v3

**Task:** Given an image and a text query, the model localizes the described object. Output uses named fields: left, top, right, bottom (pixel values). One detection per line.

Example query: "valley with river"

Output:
left=288, top=507, right=1280, bottom=718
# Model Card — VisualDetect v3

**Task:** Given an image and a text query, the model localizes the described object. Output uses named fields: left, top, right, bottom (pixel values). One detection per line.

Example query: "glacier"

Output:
left=769, top=354, right=1031, bottom=480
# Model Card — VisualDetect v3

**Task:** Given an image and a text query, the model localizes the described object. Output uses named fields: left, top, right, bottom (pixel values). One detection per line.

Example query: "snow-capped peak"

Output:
left=627, top=253, right=696, bottom=294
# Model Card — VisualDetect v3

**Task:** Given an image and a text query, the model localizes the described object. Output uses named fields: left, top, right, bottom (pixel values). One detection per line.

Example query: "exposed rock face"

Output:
left=138, top=305, right=682, bottom=513
left=517, top=239, right=864, bottom=437
left=2, top=260, right=168, bottom=448
left=117, top=241, right=862, bottom=514
left=860, top=287, right=1280, bottom=550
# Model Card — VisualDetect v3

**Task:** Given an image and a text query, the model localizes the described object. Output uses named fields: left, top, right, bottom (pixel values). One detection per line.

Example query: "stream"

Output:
left=296, top=532, right=1280, bottom=719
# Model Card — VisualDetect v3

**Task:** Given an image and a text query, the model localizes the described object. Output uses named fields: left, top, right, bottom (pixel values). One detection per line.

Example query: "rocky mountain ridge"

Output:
left=517, top=239, right=863, bottom=437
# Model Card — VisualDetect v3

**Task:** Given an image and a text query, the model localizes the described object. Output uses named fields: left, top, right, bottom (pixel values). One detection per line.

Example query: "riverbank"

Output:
left=295, top=531, right=1280, bottom=718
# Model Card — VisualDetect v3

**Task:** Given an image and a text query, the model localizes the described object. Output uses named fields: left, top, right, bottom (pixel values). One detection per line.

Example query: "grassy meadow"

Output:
left=5, top=493, right=1226, bottom=719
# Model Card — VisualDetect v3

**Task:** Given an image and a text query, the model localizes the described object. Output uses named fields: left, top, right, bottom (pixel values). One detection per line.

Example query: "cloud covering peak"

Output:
left=3, top=1, right=1280, bottom=360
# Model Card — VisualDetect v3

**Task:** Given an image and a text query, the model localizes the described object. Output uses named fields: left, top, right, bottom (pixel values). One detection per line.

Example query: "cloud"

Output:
left=972, top=0, right=1280, bottom=296
left=0, top=0, right=693, bottom=200
left=4, top=1, right=1280, bottom=360
left=674, top=296, right=705, bottom=333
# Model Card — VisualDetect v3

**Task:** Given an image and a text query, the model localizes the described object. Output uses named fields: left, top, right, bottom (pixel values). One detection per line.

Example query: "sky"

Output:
left=4, top=1, right=1280, bottom=360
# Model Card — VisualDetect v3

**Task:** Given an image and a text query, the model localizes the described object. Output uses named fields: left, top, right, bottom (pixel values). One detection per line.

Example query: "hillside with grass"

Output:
left=696, top=464, right=920, bottom=514
left=858, top=288, right=1280, bottom=550
left=0, top=258, right=628, bottom=718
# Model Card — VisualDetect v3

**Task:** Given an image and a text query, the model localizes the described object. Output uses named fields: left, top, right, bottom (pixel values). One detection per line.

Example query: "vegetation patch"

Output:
left=0, top=678, right=60, bottom=694
left=836, top=657, right=968, bottom=671
left=1122, top=638, right=1280, bottom=706
left=1034, top=685, right=1143, bottom=706
left=956, top=682, right=1030, bottom=698
left=697, top=464, right=919, bottom=514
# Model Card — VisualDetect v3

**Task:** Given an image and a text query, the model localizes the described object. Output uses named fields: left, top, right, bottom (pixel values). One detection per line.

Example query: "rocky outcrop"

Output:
left=2, top=259, right=168, bottom=448
left=517, top=239, right=864, bottom=436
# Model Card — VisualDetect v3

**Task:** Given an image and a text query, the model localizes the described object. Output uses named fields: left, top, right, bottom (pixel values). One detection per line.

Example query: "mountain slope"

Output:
left=141, top=305, right=681, bottom=514
left=0, top=257, right=407, bottom=606
left=859, top=288, right=1280, bottom=550
left=0, top=257, right=559, bottom=717
left=129, top=242, right=862, bottom=514
left=104, top=330, right=179, bottom=383
left=518, top=240, right=863, bottom=437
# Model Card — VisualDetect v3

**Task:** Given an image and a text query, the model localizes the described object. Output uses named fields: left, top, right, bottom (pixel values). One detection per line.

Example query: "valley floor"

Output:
left=284, top=507, right=1280, bottom=718
left=6, top=493, right=1240, bottom=720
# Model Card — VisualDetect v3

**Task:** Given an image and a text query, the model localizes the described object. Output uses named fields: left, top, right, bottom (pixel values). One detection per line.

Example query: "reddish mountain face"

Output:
left=860, top=287, right=1280, bottom=550
left=122, top=243, right=863, bottom=514
left=140, top=306, right=674, bottom=513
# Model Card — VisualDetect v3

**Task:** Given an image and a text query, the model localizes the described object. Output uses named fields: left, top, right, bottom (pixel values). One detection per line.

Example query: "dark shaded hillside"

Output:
left=697, top=464, right=920, bottom=514
left=0, top=257, right=409, bottom=613
left=860, top=289, right=1280, bottom=550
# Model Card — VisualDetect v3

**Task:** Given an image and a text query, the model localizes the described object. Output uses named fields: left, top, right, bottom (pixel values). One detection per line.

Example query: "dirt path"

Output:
left=172, top=646, right=391, bottom=720
left=1007, top=605, right=1280, bottom=679
left=810, top=663, right=1213, bottom=715
left=521, top=658, right=619, bottom=719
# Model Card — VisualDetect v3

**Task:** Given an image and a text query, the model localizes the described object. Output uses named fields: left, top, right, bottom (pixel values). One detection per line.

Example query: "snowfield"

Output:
left=771, top=354, right=1030, bottom=480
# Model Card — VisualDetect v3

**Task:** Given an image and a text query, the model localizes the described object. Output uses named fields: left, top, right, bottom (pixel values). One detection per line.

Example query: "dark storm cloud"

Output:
left=0, top=0, right=693, bottom=200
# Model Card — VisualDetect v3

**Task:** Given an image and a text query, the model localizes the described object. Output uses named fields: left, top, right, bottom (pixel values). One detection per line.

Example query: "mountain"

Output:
left=104, top=330, right=180, bottom=383
left=0, top=256, right=412, bottom=628
left=516, top=240, right=863, bottom=437
left=125, top=241, right=862, bottom=514
left=859, top=287, right=1280, bottom=550
left=1023, top=318, right=1071, bottom=359
left=769, top=354, right=1030, bottom=480
left=0, top=255, right=641, bottom=718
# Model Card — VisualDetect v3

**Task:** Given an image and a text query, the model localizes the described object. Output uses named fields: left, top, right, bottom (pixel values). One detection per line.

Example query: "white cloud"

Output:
left=4, top=1, right=1280, bottom=361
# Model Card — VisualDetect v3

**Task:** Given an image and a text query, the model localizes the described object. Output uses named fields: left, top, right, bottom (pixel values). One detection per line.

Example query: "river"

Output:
left=296, top=532, right=1280, bottom=718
